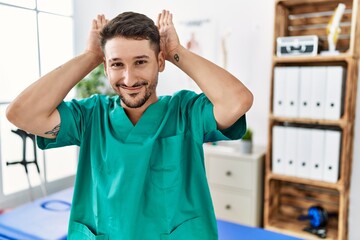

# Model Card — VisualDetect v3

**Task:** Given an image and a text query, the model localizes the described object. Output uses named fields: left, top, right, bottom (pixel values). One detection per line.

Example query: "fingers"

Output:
left=92, top=14, right=108, bottom=30
left=92, top=19, right=98, bottom=30
left=157, top=10, right=173, bottom=28
left=99, top=14, right=108, bottom=26
left=168, top=12, right=173, bottom=25
left=157, top=12, right=161, bottom=28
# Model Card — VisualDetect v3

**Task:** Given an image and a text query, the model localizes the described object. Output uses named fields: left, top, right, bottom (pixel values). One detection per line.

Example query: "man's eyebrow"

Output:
left=134, top=55, right=150, bottom=59
left=109, top=58, right=122, bottom=62
left=108, top=55, right=149, bottom=62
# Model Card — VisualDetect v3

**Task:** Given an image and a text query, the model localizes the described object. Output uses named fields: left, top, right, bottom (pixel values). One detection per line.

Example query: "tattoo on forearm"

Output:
left=174, top=53, right=180, bottom=62
left=45, top=124, right=60, bottom=137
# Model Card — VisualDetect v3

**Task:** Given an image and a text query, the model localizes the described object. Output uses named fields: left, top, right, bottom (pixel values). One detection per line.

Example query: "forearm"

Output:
left=7, top=51, right=102, bottom=129
left=169, top=46, right=253, bottom=128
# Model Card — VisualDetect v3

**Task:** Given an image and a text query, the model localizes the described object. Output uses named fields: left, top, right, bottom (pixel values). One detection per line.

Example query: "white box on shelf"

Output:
left=299, top=67, right=313, bottom=119
left=272, top=126, right=286, bottom=174
left=310, top=67, right=327, bottom=119
left=323, top=130, right=341, bottom=183
left=309, top=129, right=325, bottom=181
left=296, top=127, right=312, bottom=179
left=273, top=67, right=287, bottom=116
left=284, top=67, right=300, bottom=118
left=284, top=127, right=298, bottom=176
left=325, top=66, right=345, bottom=120
left=276, top=35, right=320, bottom=57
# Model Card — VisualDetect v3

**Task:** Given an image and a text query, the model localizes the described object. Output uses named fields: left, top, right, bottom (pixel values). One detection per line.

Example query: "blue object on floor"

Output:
left=0, top=188, right=73, bottom=240
left=217, top=219, right=304, bottom=240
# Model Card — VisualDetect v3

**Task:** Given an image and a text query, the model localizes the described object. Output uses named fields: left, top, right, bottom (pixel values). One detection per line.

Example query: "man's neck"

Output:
left=122, top=96, right=158, bottom=126
left=124, top=108, right=145, bottom=125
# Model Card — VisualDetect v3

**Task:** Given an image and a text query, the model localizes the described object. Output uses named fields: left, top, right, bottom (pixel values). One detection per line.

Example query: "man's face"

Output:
left=104, top=37, right=165, bottom=109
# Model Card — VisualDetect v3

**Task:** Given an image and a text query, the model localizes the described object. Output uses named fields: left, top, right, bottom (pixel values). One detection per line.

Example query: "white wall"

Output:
left=73, top=1, right=359, bottom=239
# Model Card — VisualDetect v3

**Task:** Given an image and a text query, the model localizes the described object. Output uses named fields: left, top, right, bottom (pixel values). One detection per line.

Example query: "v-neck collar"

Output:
left=109, top=96, right=168, bottom=143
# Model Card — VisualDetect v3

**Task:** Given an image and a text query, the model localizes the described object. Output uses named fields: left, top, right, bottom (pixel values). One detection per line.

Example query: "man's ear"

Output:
left=158, top=51, right=165, bottom=72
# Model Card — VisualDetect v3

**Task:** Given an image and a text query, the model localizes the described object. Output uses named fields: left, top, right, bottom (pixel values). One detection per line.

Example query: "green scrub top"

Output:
left=37, top=90, right=246, bottom=240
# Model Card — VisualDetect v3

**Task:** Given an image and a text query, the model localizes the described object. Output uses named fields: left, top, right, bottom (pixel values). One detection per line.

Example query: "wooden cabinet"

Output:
left=264, top=0, right=360, bottom=239
left=204, top=145, right=265, bottom=227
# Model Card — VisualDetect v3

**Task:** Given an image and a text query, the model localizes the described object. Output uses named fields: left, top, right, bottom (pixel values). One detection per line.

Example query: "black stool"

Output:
left=6, top=129, right=46, bottom=200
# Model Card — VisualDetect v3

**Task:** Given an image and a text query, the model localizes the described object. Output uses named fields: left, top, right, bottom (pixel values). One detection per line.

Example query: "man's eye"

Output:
left=135, top=60, right=147, bottom=65
left=111, top=62, right=123, bottom=67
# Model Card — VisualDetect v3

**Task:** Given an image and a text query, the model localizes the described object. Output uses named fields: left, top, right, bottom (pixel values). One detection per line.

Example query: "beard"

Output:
left=118, top=81, right=157, bottom=108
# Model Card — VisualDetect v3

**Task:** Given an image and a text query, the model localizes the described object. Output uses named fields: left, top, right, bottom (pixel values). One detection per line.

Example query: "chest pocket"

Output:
left=150, top=134, right=185, bottom=189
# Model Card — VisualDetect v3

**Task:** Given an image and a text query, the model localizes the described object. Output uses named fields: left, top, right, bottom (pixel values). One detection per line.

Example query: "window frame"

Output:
left=0, top=1, right=76, bottom=210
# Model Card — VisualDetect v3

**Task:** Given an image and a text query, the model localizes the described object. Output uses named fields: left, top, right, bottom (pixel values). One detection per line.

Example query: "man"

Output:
left=7, top=10, right=253, bottom=239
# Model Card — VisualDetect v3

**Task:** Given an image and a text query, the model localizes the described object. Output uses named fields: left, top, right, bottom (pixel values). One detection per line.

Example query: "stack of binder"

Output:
left=273, top=66, right=345, bottom=120
left=272, top=126, right=341, bottom=183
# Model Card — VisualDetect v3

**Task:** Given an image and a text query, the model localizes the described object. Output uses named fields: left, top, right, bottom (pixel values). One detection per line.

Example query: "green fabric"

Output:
left=37, top=90, right=246, bottom=240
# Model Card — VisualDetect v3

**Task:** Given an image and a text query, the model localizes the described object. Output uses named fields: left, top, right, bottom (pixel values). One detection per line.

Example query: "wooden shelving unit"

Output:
left=264, top=0, right=360, bottom=239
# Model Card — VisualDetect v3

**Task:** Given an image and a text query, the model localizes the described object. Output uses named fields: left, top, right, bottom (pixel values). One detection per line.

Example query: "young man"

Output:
left=7, top=10, right=253, bottom=239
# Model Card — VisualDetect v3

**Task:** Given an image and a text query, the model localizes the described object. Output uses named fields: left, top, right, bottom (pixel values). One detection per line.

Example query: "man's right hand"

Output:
left=86, top=14, right=108, bottom=59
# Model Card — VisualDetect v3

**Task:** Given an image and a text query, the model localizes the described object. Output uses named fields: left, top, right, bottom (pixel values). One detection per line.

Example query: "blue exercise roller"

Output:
left=298, top=206, right=328, bottom=228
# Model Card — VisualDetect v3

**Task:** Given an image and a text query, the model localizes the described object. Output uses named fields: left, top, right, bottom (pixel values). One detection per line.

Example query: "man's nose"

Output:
left=123, top=68, right=136, bottom=86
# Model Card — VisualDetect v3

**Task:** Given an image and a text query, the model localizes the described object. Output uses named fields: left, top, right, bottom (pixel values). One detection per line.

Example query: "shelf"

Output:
left=265, top=0, right=358, bottom=239
left=273, top=54, right=353, bottom=64
left=265, top=215, right=338, bottom=240
left=269, top=114, right=347, bottom=128
left=265, top=180, right=340, bottom=239
left=267, top=173, right=342, bottom=191
left=276, top=0, right=352, bottom=7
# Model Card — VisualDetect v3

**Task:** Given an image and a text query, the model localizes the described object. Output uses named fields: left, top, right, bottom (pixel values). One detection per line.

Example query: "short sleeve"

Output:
left=177, top=90, right=247, bottom=143
left=37, top=95, right=98, bottom=149
left=203, top=114, right=247, bottom=143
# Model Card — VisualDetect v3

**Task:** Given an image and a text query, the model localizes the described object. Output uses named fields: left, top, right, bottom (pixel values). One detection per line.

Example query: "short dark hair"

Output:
left=100, top=12, right=160, bottom=54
